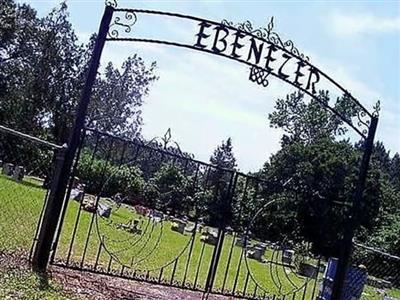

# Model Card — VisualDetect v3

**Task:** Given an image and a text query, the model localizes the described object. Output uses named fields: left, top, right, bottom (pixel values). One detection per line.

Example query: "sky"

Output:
left=19, top=0, right=400, bottom=172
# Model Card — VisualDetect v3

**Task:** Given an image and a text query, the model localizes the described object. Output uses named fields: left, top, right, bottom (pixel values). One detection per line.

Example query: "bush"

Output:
left=76, top=151, right=144, bottom=199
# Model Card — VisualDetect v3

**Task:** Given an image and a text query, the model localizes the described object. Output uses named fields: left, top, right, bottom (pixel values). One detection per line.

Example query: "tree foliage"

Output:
left=0, top=1, right=158, bottom=144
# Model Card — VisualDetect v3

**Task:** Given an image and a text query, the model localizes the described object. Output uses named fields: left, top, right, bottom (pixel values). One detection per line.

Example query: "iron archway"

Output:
left=33, top=2, right=381, bottom=300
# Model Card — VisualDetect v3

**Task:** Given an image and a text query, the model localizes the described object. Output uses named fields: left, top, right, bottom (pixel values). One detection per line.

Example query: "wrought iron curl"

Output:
left=372, top=100, right=381, bottom=118
left=108, top=11, right=138, bottom=39
left=356, top=110, right=371, bottom=136
left=105, top=0, right=118, bottom=7
left=221, top=17, right=310, bottom=62
left=142, top=128, right=194, bottom=159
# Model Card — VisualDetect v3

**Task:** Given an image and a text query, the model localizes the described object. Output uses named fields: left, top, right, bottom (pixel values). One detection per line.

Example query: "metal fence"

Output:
left=49, top=128, right=323, bottom=299
left=346, top=242, right=400, bottom=299
left=0, top=125, right=60, bottom=259
left=3, top=125, right=397, bottom=300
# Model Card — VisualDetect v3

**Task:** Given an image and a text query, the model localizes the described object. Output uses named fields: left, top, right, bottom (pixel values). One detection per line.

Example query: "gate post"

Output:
left=31, top=5, right=114, bottom=272
left=331, top=116, right=378, bottom=300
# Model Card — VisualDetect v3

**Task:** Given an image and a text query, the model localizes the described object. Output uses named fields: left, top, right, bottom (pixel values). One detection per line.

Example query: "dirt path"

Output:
left=0, top=252, right=236, bottom=300
left=50, top=265, right=234, bottom=300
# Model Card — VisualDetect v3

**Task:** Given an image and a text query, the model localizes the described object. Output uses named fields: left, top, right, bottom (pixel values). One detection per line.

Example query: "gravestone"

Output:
left=247, top=244, right=266, bottom=262
left=13, top=166, right=25, bottom=181
left=171, top=219, right=186, bottom=234
left=298, top=262, right=318, bottom=279
left=184, top=223, right=196, bottom=234
left=318, top=258, right=367, bottom=300
left=235, top=236, right=246, bottom=248
left=283, top=250, right=295, bottom=265
left=151, top=210, right=164, bottom=222
left=97, top=203, right=111, bottom=218
left=118, top=219, right=142, bottom=234
left=2, top=163, right=14, bottom=176
left=200, top=231, right=218, bottom=245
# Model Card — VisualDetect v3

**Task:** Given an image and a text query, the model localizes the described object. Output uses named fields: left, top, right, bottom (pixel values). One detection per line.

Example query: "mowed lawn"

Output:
left=1, top=174, right=399, bottom=299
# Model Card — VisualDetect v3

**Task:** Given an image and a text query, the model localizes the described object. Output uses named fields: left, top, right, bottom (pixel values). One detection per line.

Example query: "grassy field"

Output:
left=0, top=261, right=85, bottom=300
left=1, top=174, right=399, bottom=299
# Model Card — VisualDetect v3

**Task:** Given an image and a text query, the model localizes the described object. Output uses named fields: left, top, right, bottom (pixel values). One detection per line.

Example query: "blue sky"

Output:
left=20, top=0, right=400, bottom=171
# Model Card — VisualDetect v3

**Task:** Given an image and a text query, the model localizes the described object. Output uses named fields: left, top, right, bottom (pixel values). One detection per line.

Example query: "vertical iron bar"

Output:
left=107, top=256, right=113, bottom=273
left=182, top=224, right=198, bottom=286
left=65, top=190, right=86, bottom=265
left=301, top=281, right=308, bottom=300
left=222, top=232, right=236, bottom=292
left=243, top=270, right=250, bottom=295
left=252, top=284, right=258, bottom=298
left=158, top=267, right=164, bottom=283
left=332, top=117, right=378, bottom=300
left=205, top=171, right=237, bottom=293
left=311, top=257, right=322, bottom=300
left=170, top=258, right=178, bottom=285
left=194, top=241, right=206, bottom=289
left=232, top=247, right=244, bottom=295
left=32, top=6, right=114, bottom=272
left=205, top=228, right=225, bottom=293
left=93, top=236, right=103, bottom=270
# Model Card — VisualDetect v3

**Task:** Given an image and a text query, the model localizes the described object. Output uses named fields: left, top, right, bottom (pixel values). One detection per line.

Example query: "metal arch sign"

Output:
left=105, top=7, right=380, bottom=139
left=32, top=3, right=381, bottom=294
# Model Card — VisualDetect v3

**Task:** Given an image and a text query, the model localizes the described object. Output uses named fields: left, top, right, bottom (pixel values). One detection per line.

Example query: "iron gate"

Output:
left=48, top=128, right=323, bottom=299
left=28, top=1, right=382, bottom=299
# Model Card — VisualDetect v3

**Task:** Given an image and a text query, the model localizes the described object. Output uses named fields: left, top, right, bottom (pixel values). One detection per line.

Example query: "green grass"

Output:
left=1, top=174, right=399, bottom=299
left=0, top=265, right=84, bottom=300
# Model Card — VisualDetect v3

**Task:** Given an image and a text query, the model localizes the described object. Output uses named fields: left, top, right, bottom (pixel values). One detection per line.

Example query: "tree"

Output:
left=390, top=153, right=400, bottom=189
left=206, top=138, right=237, bottom=227
left=259, top=137, right=382, bottom=256
left=146, top=163, right=189, bottom=216
left=210, top=137, right=236, bottom=169
left=87, top=56, right=158, bottom=139
left=0, top=2, right=43, bottom=135
left=0, top=1, right=158, bottom=144
left=258, top=90, right=389, bottom=256
left=268, top=91, right=360, bottom=145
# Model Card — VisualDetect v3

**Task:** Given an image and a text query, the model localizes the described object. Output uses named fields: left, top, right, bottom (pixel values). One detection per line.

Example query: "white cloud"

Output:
left=330, top=13, right=400, bottom=36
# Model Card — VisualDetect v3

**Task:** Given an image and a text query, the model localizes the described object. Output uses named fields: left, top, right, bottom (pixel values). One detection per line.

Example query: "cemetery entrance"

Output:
left=32, top=2, right=381, bottom=300
left=50, top=127, right=324, bottom=299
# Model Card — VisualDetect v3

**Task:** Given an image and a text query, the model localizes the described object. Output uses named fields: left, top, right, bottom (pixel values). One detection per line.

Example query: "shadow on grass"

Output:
left=1, top=174, right=45, bottom=190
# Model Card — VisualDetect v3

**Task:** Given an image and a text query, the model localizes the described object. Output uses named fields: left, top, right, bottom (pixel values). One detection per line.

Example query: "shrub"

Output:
left=76, top=151, right=144, bottom=199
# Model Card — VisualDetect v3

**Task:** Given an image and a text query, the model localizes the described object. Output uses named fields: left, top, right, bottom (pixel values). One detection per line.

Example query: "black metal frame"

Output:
left=48, top=127, right=322, bottom=299
left=31, top=2, right=380, bottom=300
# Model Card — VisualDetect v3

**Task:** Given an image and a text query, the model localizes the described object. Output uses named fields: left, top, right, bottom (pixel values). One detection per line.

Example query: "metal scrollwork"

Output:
left=144, top=128, right=194, bottom=159
left=105, top=0, right=118, bottom=7
left=221, top=17, right=310, bottom=62
left=372, top=100, right=381, bottom=117
left=108, top=11, right=138, bottom=39
left=249, top=66, right=270, bottom=87
left=356, top=110, right=371, bottom=136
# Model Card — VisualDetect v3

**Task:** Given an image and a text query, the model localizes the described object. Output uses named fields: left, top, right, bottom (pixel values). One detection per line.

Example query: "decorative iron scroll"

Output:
left=105, top=7, right=377, bottom=140
left=105, top=0, right=118, bottom=8
left=354, top=100, right=380, bottom=136
left=372, top=100, right=381, bottom=117
left=249, top=66, right=270, bottom=87
left=143, top=128, right=194, bottom=159
left=221, top=17, right=310, bottom=62
left=108, top=11, right=137, bottom=39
